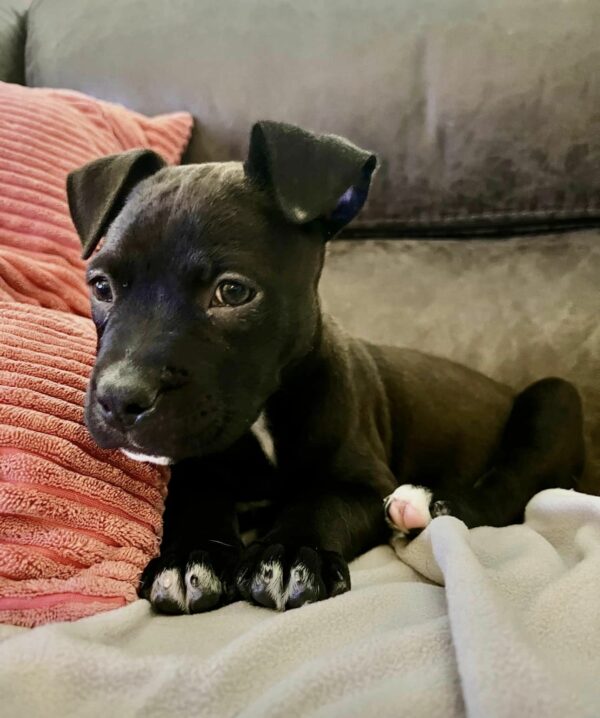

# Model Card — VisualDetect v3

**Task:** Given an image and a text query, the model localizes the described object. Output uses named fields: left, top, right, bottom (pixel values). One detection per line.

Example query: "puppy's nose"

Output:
left=96, top=374, right=158, bottom=430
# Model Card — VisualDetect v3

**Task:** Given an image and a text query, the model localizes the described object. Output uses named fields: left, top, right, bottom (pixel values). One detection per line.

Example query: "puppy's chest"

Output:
left=238, top=412, right=322, bottom=540
left=251, top=410, right=329, bottom=477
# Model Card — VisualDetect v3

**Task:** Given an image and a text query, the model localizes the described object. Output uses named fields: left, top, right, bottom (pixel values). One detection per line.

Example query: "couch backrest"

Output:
left=8, top=0, right=600, bottom=236
left=0, top=0, right=28, bottom=84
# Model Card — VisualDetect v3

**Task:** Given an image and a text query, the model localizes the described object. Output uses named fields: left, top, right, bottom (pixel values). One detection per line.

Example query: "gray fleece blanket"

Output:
left=1, top=488, right=599, bottom=717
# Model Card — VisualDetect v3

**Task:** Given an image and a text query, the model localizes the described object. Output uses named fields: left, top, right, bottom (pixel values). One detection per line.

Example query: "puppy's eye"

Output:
left=212, top=280, right=254, bottom=308
left=91, top=276, right=113, bottom=303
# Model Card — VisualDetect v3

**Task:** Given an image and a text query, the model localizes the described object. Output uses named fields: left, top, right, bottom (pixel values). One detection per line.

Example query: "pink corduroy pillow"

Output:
left=0, top=81, right=193, bottom=316
left=0, top=302, right=169, bottom=627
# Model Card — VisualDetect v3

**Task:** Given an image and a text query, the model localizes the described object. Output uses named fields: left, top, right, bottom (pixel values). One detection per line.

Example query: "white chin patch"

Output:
left=121, top=449, right=173, bottom=466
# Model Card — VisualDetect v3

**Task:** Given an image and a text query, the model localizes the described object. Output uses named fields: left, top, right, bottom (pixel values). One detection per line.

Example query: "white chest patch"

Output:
left=251, top=412, right=277, bottom=466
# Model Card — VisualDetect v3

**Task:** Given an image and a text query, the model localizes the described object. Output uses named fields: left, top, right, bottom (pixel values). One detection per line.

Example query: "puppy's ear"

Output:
left=67, top=149, right=166, bottom=259
left=245, top=121, right=377, bottom=237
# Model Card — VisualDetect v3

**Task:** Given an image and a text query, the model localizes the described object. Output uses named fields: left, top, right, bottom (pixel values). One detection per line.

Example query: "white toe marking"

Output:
left=384, top=484, right=433, bottom=535
left=121, top=449, right=173, bottom=465
left=150, top=568, right=187, bottom=611
left=184, top=563, right=222, bottom=608
left=253, top=560, right=285, bottom=610
left=285, top=561, right=314, bottom=604
left=251, top=412, right=277, bottom=466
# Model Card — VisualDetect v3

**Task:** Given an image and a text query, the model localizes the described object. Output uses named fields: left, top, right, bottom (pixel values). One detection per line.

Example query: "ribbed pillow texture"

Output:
left=0, top=80, right=192, bottom=315
left=0, top=81, right=192, bottom=626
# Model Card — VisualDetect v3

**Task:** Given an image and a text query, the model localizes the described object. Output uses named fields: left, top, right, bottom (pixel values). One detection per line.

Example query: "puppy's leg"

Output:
left=140, top=434, right=275, bottom=614
left=237, top=482, right=388, bottom=610
left=459, top=377, right=585, bottom=527
left=386, top=377, right=585, bottom=533
left=139, top=463, right=241, bottom=615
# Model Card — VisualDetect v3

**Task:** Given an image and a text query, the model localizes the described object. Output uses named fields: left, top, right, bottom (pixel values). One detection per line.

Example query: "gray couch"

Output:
left=3, top=0, right=597, bottom=484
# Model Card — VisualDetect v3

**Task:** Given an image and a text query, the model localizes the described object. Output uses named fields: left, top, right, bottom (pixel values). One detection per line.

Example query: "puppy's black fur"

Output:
left=67, top=122, right=586, bottom=614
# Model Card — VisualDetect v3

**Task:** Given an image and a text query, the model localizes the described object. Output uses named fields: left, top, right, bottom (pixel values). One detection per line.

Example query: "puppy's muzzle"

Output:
left=95, top=360, right=188, bottom=431
left=96, top=370, right=157, bottom=432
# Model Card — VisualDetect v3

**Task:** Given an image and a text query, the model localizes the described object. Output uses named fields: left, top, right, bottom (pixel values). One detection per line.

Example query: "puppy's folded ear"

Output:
left=67, top=149, right=167, bottom=259
left=245, top=121, right=377, bottom=237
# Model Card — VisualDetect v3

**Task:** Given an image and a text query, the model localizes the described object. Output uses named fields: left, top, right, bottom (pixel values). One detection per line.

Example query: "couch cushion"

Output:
left=0, top=81, right=192, bottom=315
left=320, top=231, right=600, bottom=488
left=25, top=0, right=600, bottom=236
left=0, top=0, right=28, bottom=84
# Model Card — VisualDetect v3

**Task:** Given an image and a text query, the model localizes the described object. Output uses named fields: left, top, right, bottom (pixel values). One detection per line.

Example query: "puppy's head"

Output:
left=67, top=122, right=376, bottom=463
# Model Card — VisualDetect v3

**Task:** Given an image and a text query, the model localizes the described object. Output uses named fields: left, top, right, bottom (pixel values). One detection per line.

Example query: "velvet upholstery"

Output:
left=23, top=0, right=600, bottom=235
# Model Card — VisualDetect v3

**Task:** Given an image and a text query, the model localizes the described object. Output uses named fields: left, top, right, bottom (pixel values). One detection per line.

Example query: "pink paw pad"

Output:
left=384, top=485, right=433, bottom=535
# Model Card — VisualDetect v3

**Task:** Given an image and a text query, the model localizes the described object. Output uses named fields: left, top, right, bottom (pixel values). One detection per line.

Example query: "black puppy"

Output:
left=67, top=122, right=585, bottom=614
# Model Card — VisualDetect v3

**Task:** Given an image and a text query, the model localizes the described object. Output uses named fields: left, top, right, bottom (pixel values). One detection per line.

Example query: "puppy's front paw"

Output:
left=236, top=543, right=350, bottom=611
left=139, top=541, right=241, bottom=615
left=384, top=484, right=452, bottom=536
